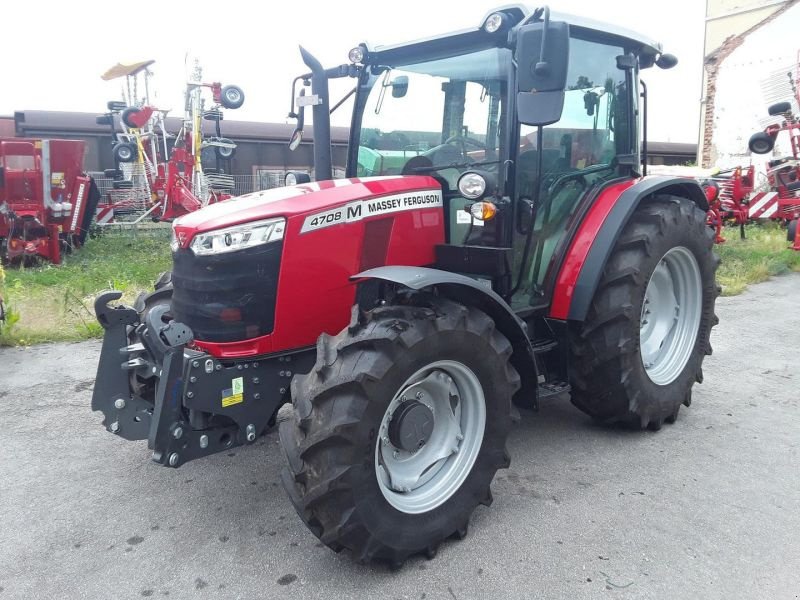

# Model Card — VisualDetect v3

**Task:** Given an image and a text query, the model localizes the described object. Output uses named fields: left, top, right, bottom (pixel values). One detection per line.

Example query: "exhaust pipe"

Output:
left=299, top=46, right=332, bottom=182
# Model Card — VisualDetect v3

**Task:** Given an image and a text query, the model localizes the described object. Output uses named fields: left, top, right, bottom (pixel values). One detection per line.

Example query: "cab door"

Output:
left=510, top=34, right=637, bottom=311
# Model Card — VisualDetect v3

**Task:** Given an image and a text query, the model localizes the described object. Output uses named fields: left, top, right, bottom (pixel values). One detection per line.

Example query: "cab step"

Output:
left=538, top=381, right=571, bottom=400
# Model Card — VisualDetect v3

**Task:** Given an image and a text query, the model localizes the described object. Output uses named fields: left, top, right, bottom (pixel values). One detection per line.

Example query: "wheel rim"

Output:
left=375, top=360, right=486, bottom=514
left=118, top=146, right=132, bottom=161
left=225, top=89, right=241, bottom=103
left=640, top=246, right=702, bottom=385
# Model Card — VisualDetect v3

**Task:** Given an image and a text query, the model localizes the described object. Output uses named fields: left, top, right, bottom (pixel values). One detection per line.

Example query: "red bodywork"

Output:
left=173, top=176, right=445, bottom=358
left=0, top=138, right=91, bottom=264
left=549, top=179, right=637, bottom=320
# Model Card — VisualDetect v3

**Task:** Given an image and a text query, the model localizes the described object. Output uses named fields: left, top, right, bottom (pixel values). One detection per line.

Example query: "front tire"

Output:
left=279, top=298, right=519, bottom=567
left=569, top=195, right=719, bottom=429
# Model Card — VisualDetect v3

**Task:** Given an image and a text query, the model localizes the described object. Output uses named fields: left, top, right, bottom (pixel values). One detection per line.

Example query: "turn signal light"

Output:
left=469, top=202, right=497, bottom=221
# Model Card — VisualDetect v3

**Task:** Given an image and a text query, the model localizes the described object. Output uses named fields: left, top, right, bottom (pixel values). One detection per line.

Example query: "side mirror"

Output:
left=288, top=90, right=306, bottom=152
left=656, top=53, right=678, bottom=70
left=390, top=75, right=409, bottom=98
left=515, top=19, right=570, bottom=126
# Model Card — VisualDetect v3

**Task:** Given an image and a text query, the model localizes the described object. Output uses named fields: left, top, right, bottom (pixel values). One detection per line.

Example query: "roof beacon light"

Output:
left=348, top=46, right=365, bottom=64
left=484, top=12, right=506, bottom=33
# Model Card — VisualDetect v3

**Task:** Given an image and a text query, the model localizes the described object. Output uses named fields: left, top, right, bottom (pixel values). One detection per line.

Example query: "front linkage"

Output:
left=92, top=290, right=311, bottom=467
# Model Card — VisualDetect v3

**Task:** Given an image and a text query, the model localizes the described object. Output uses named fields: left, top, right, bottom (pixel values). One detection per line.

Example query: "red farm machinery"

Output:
left=719, top=51, right=800, bottom=250
left=95, top=60, right=245, bottom=224
left=92, top=6, right=720, bottom=567
left=0, top=138, right=99, bottom=264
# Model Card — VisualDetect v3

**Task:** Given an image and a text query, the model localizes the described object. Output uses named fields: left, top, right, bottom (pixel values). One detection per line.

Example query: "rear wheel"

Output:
left=279, top=298, right=519, bottom=567
left=569, top=195, right=719, bottom=429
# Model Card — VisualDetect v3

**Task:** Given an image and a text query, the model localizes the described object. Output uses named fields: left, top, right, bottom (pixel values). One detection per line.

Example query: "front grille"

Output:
left=171, top=241, right=283, bottom=343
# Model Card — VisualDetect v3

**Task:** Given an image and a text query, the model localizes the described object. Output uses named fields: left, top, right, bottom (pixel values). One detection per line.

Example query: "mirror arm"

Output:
left=535, top=6, right=550, bottom=76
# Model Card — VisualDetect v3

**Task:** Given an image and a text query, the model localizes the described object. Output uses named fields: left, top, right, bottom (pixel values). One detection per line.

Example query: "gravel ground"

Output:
left=1, top=274, right=798, bottom=600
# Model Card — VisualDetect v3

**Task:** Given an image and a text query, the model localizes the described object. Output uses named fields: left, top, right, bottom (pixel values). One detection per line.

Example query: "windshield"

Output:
left=355, top=47, right=511, bottom=187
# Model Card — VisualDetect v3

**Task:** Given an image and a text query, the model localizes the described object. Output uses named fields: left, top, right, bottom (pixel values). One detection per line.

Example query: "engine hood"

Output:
left=172, top=175, right=441, bottom=248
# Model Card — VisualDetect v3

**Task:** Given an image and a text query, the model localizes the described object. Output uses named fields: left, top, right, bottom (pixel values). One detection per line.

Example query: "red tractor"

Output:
left=0, top=138, right=99, bottom=264
left=92, top=6, right=719, bottom=567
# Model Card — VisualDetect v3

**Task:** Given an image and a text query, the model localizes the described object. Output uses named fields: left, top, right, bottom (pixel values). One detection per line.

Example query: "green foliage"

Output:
left=716, top=223, right=800, bottom=296
left=0, top=222, right=797, bottom=346
left=0, top=230, right=171, bottom=346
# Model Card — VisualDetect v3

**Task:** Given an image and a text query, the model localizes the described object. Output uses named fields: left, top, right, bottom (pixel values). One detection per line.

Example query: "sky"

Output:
left=0, top=0, right=706, bottom=143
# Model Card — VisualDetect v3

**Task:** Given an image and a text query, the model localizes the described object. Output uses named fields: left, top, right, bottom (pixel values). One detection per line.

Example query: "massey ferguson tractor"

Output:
left=92, top=6, right=719, bottom=567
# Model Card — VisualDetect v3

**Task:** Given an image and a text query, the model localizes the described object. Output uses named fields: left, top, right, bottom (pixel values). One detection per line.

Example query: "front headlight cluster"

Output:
left=190, top=217, right=285, bottom=256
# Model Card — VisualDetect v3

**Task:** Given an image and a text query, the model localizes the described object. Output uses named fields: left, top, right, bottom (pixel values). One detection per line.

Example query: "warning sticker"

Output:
left=221, top=377, right=245, bottom=407
left=222, top=392, right=243, bottom=407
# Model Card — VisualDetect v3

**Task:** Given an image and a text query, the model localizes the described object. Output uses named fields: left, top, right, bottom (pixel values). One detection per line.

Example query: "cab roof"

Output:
left=365, top=4, right=662, bottom=57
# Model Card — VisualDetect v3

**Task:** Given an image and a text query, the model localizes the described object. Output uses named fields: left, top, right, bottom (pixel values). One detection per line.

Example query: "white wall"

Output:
left=710, top=3, right=800, bottom=181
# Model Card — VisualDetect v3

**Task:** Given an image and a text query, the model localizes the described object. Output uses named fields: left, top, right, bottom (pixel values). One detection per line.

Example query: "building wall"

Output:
left=701, top=1, right=799, bottom=171
left=699, top=0, right=796, bottom=166
left=704, top=0, right=791, bottom=54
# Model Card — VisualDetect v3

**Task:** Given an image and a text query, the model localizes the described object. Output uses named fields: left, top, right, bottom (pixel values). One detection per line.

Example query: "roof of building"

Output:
left=647, top=141, right=697, bottom=156
left=13, top=110, right=350, bottom=144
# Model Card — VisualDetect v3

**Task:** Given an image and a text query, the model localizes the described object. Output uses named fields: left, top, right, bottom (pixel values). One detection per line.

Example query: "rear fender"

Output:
left=550, top=176, right=708, bottom=322
left=351, top=266, right=539, bottom=400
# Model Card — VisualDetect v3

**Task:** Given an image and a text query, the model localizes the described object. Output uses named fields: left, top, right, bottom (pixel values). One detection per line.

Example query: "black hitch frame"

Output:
left=92, top=291, right=313, bottom=467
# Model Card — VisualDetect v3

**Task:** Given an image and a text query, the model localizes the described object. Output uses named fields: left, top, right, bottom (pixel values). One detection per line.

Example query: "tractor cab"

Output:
left=290, top=6, right=674, bottom=310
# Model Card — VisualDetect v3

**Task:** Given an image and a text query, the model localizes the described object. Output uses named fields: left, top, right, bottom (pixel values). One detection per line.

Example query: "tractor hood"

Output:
left=172, top=175, right=442, bottom=249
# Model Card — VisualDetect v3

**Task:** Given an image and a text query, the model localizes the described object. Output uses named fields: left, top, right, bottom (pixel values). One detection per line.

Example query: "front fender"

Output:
left=351, top=266, right=539, bottom=399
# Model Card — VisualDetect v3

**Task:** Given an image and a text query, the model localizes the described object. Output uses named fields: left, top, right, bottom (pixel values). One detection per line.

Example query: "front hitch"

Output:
left=91, top=290, right=312, bottom=467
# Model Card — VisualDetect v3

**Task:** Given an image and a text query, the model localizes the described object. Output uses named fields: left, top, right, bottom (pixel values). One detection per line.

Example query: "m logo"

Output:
left=346, top=203, right=362, bottom=221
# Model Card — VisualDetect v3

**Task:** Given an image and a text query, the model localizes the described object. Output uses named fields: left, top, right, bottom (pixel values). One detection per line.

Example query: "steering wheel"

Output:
left=444, top=135, right=487, bottom=161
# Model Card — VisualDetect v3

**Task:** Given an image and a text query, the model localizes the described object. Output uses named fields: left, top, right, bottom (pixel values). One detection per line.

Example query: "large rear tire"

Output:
left=279, top=298, right=519, bottom=567
left=568, top=195, right=719, bottom=429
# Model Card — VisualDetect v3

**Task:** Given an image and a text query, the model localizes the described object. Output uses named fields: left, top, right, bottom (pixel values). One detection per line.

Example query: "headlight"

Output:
left=458, top=172, right=487, bottom=199
left=190, top=218, right=285, bottom=256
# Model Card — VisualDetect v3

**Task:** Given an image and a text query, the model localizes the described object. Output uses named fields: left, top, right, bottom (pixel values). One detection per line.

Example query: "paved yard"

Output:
left=1, top=274, right=798, bottom=600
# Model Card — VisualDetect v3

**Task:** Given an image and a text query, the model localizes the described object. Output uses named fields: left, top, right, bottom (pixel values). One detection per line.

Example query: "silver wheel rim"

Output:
left=225, top=89, right=241, bottom=103
left=640, top=246, right=702, bottom=385
left=375, top=360, right=486, bottom=514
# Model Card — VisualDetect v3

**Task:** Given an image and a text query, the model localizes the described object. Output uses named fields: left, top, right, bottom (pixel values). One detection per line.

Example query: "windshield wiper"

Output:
left=408, top=158, right=503, bottom=173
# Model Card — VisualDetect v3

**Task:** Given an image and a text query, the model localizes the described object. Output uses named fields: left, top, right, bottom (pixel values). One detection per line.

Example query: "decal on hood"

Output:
left=300, top=190, right=443, bottom=233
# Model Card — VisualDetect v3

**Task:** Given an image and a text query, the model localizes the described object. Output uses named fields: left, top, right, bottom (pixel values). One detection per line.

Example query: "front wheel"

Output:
left=279, top=298, right=520, bottom=567
left=569, top=195, right=719, bottom=429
